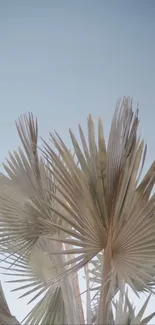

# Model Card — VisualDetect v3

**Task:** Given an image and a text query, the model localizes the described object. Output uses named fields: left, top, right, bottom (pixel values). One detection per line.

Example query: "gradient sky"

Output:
left=0, top=0, right=155, bottom=322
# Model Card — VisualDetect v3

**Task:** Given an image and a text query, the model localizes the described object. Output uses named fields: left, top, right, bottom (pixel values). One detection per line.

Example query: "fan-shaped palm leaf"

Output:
left=1, top=98, right=155, bottom=323
left=38, top=97, right=155, bottom=323
left=0, top=114, right=62, bottom=252
left=0, top=115, right=84, bottom=324
left=1, top=235, right=83, bottom=324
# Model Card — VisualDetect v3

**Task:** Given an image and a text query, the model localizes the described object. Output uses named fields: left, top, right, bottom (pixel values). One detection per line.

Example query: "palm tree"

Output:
left=0, top=97, right=155, bottom=324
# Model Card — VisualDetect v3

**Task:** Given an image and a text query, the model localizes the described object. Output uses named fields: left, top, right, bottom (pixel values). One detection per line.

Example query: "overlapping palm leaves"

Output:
left=0, top=114, right=83, bottom=324
left=0, top=98, right=155, bottom=323
left=41, top=98, right=155, bottom=322
left=111, top=291, right=155, bottom=325
left=1, top=236, right=81, bottom=324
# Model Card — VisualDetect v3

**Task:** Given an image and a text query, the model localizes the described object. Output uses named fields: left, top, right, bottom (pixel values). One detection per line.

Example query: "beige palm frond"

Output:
left=0, top=113, right=84, bottom=324
left=38, top=97, right=155, bottom=323
left=3, top=114, right=40, bottom=197
left=0, top=182, right=44, bottom=253
left=0, top=113, right=66, bottom=254
left=22, top=286, right=67, bottom=325
left=112, top=291, right=155, bottom=325
left=1, top=235, right=83, bottom=324
left=0, top=98, right=155, bottom=324
left=0, top=281, right=20, bottom=325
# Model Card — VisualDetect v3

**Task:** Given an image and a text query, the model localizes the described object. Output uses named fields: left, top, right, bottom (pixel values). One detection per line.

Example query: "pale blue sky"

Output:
left=0, top=0, right=155, bottom=322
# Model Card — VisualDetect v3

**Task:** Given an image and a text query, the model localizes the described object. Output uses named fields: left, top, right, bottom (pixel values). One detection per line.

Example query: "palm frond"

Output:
left=0, top=113, right=67, bottom=254
left=22, top=286, right=67, bottom=325
left=112, top=291, right=155, bottom=325
left=0, top=183, right=44, bottom=252
left=39, top=98, right=155, bottom=322
left=1, top=235, right=83, bottom=324
left=0, top=98, right=155, bottom=324
left=0, top=281, right=20, bottom=324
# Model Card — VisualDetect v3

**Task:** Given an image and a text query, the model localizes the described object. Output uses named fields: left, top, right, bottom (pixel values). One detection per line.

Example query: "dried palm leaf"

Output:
left=22, top=286, right=67, bottom=325
left=112, top=290, right=155, bottom=325
left=1, top=235, right=83, bottom=324
left=0, top=113, right=67, bottom=255
left=1, top=98, right=155, bottom=324
left=39, top=97, right=155, bottom=323
left=0, top=114, right=84, bottom=324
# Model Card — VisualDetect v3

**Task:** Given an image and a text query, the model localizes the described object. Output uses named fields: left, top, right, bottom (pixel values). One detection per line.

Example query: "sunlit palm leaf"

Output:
left=1, top=235, right=83, bottom=324
left=112, top=291, right=155, bottom=325
left=22, top=286, right=67, bottom=325
left=39, top=98, right=155, bottom=322
left=0, top=183, right=45, bottom=255
left=0, top=112, right=71, bottom=257
left=1, top=98, right=155, bottom=324
left=0, top=114, right=60, bottom=251
left=0, top=114, right=84, bottom=324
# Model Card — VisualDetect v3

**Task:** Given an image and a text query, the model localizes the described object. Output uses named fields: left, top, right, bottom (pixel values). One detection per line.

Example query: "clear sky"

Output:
left=0, top=0, right=155, bottom=322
